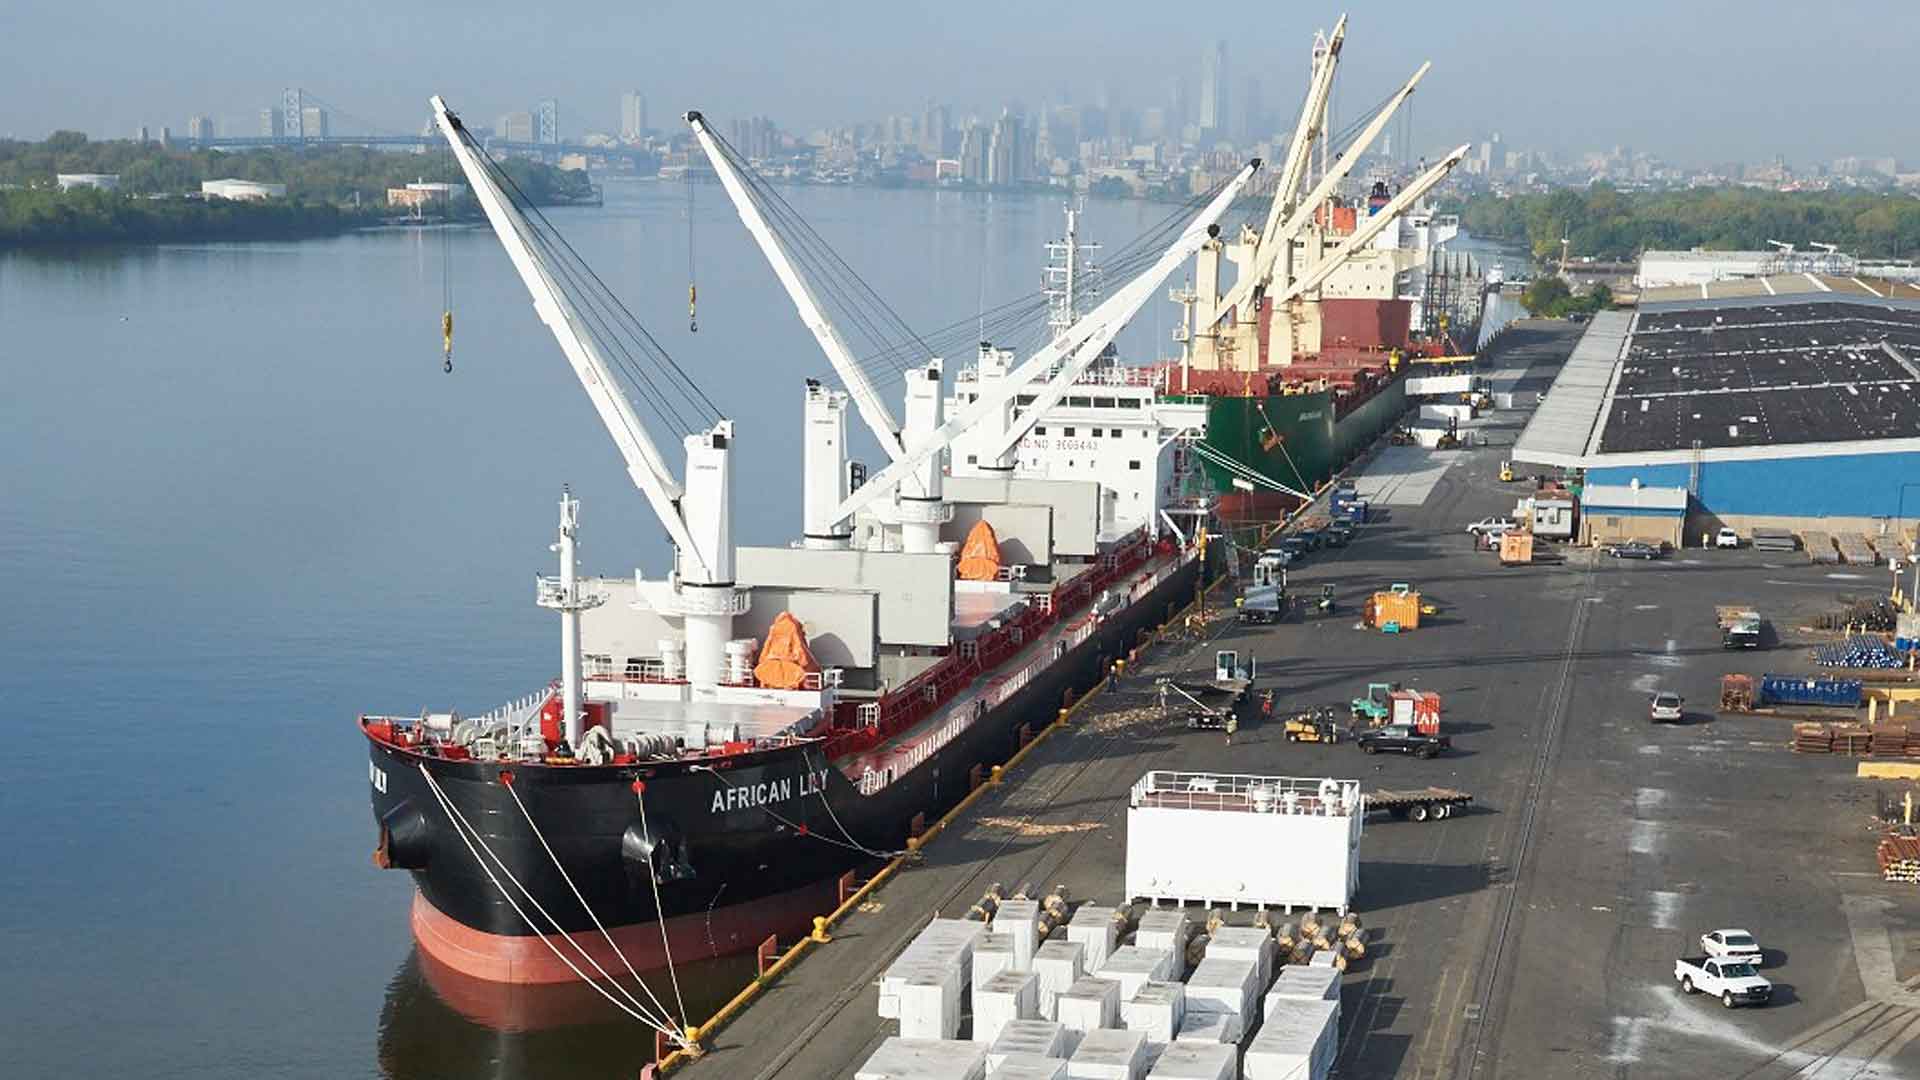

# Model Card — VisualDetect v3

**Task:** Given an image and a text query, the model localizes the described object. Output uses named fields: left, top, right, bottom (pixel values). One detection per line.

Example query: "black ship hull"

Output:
left=367, top=550, right=1206, bottom=985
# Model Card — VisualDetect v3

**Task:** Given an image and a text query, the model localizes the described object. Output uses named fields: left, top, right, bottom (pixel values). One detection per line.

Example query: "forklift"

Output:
left=1285, top=706, right=1344, bottom=744
left=1316, top=583, right=1335, bottom=615
left=1351, top=681, right=1398, bottom=724
left=1499, top=460, right=1515, bottom=482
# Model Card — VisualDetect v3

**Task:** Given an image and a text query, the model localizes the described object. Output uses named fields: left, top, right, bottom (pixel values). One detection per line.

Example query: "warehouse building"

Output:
left=1514, top=275, right=1920, bottom=547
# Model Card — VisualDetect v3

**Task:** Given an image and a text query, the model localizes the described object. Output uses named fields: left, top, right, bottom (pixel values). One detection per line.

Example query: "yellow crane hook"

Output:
left=442, top=310, right=454, bottom=373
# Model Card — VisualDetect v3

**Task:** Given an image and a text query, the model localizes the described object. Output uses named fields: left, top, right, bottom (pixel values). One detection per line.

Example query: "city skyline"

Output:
left=4, top=0, right=1918, bottom=166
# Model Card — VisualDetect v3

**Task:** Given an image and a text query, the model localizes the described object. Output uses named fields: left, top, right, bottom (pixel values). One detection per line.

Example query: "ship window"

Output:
left=1118, top=398, right=1140, bottom=408
left=1016, top=394, right=1036, bottom=406
left=966, top=454, right=977, bottom=464
left=1129, top=460, right=1142, bottom=470
left=1108, top=428, right=1122, bottom=437
left=1093, top=397, right=1116, bottom=409
left=1067, top=396, right=1092, bottom=407
left=1034, top=426, right=1047, bottom=435
left=1063, top=427, right=1076, bottom=437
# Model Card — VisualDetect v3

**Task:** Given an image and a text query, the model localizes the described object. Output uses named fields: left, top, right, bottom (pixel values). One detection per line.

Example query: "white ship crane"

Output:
left=429, top=96, right=748, bottom=739
left=829, top=160, right=1263, bottom=527
left=688, top=110, right=952, bottom=554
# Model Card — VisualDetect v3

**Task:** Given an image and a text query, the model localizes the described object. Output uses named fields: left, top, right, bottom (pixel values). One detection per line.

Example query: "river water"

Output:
left=0, top=181, right=1515, bottom=1077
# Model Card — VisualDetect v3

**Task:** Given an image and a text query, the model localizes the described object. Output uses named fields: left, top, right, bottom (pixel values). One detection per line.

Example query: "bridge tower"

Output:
left=283, top=88, right=305, bottom=141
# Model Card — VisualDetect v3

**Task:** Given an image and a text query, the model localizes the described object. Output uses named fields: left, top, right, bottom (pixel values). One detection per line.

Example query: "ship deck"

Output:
left=660, top=321, right=1920, bottom=1079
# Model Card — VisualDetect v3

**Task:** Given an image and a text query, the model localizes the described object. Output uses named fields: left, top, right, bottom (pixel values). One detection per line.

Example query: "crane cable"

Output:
left=441, top=141, right=455, bottom=373
left=686, top=167, right=698, bottom=332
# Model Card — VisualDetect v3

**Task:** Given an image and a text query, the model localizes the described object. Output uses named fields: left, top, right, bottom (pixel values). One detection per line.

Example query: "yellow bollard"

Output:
left=811, top=916, right=832, bottom=943
left=990, top=765, right=1005, bottom=785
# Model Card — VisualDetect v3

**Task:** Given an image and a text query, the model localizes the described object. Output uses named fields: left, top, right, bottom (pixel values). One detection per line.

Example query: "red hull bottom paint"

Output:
left=409, top=877, right=842, bottom=986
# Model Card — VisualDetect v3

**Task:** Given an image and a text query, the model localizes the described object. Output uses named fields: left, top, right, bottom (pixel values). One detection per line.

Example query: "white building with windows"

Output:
left=56, top=173, right=120, bottom=191
left=201, top=179, right=287, bottom=201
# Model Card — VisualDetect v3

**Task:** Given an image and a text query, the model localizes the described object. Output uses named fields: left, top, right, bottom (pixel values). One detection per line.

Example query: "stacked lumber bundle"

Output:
left=1837, top=534, right=1879, bottom=566
left=1803, top=531, right=1839, bottom=565
left=1877, top=832, right=1920, bottom=883
left=1792, top=723, right=1873, bottom=754
left=1868, top=722, right=1920, bottom=757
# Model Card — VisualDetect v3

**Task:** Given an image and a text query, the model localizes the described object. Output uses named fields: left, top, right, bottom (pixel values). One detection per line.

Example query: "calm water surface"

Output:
left=0, top=182, right=1187, bottom=1079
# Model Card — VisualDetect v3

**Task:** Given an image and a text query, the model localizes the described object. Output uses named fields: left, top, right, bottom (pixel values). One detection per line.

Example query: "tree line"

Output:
left=0, top=132, right=593, bottom=247
left=1451, top=185, right=1920, bottom=262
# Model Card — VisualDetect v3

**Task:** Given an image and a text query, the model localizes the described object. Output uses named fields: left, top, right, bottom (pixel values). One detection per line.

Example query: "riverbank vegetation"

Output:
left=0, top=132, right=592, bottom=247
left=1452, top=185, right=1920, bottom=261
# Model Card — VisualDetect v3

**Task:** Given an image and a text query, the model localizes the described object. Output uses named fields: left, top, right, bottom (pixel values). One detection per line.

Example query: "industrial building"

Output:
left=55, top=173, right=120, bottom=192
left=201, top=179, right=286, bottom=201
left=1514, top=274, right=1920, bottom=546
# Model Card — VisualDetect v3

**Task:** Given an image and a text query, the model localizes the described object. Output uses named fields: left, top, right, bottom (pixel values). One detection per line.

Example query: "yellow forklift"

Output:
left=1499, top=460, right=1515, bottom=482
left=1285, top=705, right=1344, bottom=744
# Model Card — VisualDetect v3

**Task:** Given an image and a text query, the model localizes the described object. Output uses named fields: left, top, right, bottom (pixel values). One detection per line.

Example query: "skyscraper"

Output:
left=620, top=92, right=647, bottom=142
left=300, top=106, right=330, bottom=139
left=259, top=109, right=283, bottom=138
left=188, top=115, right=214, bottom=142
left=1198, top=40, right=1229, bottom=137
left=920, top=102, right=950, bottom=158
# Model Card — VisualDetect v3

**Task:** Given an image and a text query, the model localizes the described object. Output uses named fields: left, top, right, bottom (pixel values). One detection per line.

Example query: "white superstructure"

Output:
left=1126, top=772, right=1363, bottom=912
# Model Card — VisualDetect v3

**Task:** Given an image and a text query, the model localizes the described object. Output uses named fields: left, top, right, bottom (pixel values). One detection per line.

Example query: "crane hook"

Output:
left=442, top=310, right=454, bottom=373
left=688, top=284, right=698, bottom=334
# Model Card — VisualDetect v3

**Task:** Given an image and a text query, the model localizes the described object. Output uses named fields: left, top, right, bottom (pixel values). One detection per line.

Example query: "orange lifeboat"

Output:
left=752, top=611, right=820, bottom=690
left=956, top=520, right=1003, bottom=582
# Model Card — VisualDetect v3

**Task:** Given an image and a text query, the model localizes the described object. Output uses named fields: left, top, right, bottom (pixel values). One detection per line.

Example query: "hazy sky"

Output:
left=4, top=0, right=1916, bottom=165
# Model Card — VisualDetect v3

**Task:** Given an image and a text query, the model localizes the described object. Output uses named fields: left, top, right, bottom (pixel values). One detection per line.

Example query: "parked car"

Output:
left=1356, top=724, right=1451, bottom=759
left=1324, top=524, right=1354, bottom=548
left=1675, top=955, right=1772, bottom=1008
left=1716, top=528, right=1741, bottom=549
left=1466, top=517, right=1517, bottom=537
left=1609, top=540, right=1665, bottom=560
left=1701, top=929, right=1763, bottom=964
left=1650, top=692, right=1684, bottom=723
left=1277, top=537, right=1312, bottom=562
left=1722, top=615, right=1763, bottom=650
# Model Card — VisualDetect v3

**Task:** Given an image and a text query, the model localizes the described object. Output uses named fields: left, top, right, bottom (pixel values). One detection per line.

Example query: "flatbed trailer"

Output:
left=1363, top=787, right=1473, bottom=823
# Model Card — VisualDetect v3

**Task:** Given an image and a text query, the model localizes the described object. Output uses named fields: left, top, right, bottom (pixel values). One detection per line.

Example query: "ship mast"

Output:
left=428, top=96, right=747, bottom=714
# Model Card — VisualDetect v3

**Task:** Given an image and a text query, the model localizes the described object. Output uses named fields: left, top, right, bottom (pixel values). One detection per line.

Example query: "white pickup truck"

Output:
left=1701, top=928, right=1763, bottom=963
left=1675, top=955, right=1773, bottom=1008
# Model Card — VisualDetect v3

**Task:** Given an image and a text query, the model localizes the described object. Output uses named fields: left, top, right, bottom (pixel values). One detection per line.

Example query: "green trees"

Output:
left=1519, top=277, right=1612, bottom=318
left=1459, top=186, right=1920, bottom=261
left=0, top=133, right=593, bottom=246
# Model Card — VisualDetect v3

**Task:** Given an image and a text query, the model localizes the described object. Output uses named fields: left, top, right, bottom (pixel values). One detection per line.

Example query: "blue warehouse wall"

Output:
left=1588, top=451, right=1920, bottom=519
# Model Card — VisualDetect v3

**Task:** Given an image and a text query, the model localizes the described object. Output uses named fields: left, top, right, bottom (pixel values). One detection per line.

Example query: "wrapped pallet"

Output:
left=1205, top=926, right=1276, bottom=990
left=990, top=1055, right=1069, bottom=1079
left=1184, top=956, right=1258, bottom=1026
left=883, top=919, right=987, bottom=1019
left=1120, top=981, right=1186, bottom=1042
left=998, top=899, right=1044, bottom=969
left=857, top=1037, right=989, bottom=1080
left=1244, top=999, right=1338, bottom=1080
left=902, top=968, right=965, bottom=1040
left=1098, top=946, right=1173, bottom=1002
left=1173, top=1007, right=1241, bottom=1046
left=1134, top=910, right=1192, bottom=978
left=1057, top=977, right=1122, bottom=1035
left=973, top=969, right=1040, bottom=1046
left=1034, top=940, right=1087, bottom=1019
left=1068, top=905, right=1122, bottom=974
left=1068, top=1028, right=1148, bottom=1080
left=1144, top=1041, right=1236, bottom=1080
left=989, top=1020, right=1072, bottom=1071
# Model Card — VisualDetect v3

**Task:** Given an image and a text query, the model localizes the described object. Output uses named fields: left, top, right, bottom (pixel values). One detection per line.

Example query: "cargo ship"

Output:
left=1159, top=17, right=1474, bottom=515
left=360, top=99, right=1258, bottom=1007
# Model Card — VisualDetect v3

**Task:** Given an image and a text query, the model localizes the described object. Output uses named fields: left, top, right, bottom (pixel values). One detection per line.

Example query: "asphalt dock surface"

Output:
left=675, top=320, right=1920, bottom=1079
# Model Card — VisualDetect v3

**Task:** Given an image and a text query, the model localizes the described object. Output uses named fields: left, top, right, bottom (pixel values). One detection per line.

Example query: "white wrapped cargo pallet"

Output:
left=883, top=919, right=987, bottom=1018
left=1185, top=956, right=1258, bottom=1025
left=1205, top=927, right=1275, bottom=990
left=857, top=1037, right=989, bottom=1080
left=1307, top=950, right=1336, bottom=969
left=1174, top=1007, right=1241, bottom=1046
left=1067, top=905, right=1121, bottom=974
left=989, top=1020, right=1072, bottom=1070
left=1144, top=1041, right=1237, bottom=1080
left=1067, top=1028, right=1148, bottom=1080
left=1121, top=981, right=1186, bottom=1043
left=974, top=932, right=1016, bottom=988
left=902, top=968, right=966, bottom=1040
left=1134, top=910, right=1191, bottom=978
left=1125, top=773, right=1361, bottom=913
left=1057, top=976, right=1122, bottom=1035
left=1098, top=945, right=1172, bottom=1002
left=989, top=1054, right=1070, bottom=1080
left=1243, top=999, right=1338, bottom=1080
left=1265, top=966, right=1339, bottom=1008
left=974, top=970, right=1040, bottom=1046
left=997, top=899, right=1044, bottom=969
left=1034, top=940, right=1086, bottom=1019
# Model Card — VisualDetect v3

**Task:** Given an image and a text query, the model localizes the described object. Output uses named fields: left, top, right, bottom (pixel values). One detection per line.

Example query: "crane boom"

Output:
left=685, top=111, right=908, bottom=463
left=1216, top=61, right=1430, bottom=331
left=1263, top=144, right=1470, bottom=310
left=428, top=95, right=709, bottom=575
left=1265, top=14, right=1346, bottom=240
left=830, top=160, right=1262, bottom=525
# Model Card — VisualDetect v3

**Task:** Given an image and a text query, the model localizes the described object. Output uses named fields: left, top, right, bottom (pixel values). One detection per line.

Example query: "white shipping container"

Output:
left=1174, top=1007, right=1241, bottom=1045
left=902, top=969, right=965, bottom=1041
left=857, top=1037, right=989, bottom=1080
left=974, top=969, right=1040, bottom=1046
left=1121, top=981, right=1186, bottom=1043
left=1185, top=956, right=1258, bottom=1023
left=1126, top=773, right=1361, bottom=912
left=988, top=1020, right=1071, bottom=1070
left=1034, top=940, right=1086, bottom=1019
left=1067, top=906, right=1120, bottom=974
left=1144, top=1041, right=1237, bottom=1080
left=990, top=1055, right=1069, bottom=1080
left=1098, top=946, right=1172, bottom=1002
left=1057, top=977, right=1122, bottom=1034
left=1203, top=927, right=1275, bottom=991
left=1134, top=910, right=1191, bottom=977
left=1068, top=1028, right=1148, bottom=1080
left=997, top=899, right=1043, bottom=969
left=1243, top=999, right=1337, bottom=1080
